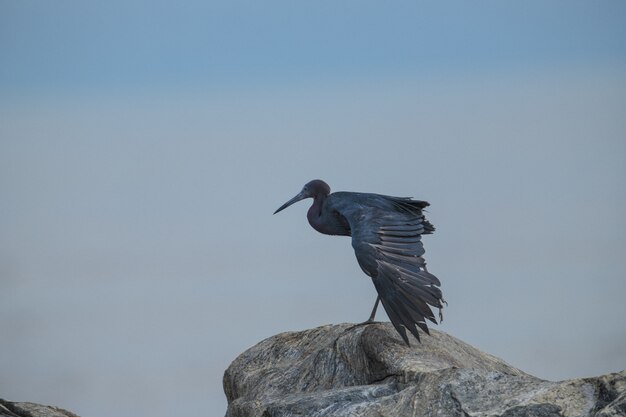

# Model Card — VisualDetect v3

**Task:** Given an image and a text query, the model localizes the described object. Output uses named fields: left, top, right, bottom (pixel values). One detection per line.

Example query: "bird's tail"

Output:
left=372, top=260, right=444, bottom=345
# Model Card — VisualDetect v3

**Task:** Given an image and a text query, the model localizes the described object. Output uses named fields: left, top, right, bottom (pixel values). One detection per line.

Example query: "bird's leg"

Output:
left=365, top=295, right=381, bottom=323
left=341, top=296, right=381, bottom=336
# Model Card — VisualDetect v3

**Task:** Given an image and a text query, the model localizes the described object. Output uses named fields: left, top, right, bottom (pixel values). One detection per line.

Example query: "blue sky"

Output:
left=2, top=1, right=625, bottom=95
left=1, top=2, right=626, bottom=417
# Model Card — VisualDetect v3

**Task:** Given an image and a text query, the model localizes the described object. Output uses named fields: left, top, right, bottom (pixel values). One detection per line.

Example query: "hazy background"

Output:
left=1, top=1, right=625, bottom=416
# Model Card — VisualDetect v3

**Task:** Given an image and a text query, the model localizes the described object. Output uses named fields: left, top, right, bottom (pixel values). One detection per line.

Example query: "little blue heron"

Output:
left=274, top=179, right=445, bottom=345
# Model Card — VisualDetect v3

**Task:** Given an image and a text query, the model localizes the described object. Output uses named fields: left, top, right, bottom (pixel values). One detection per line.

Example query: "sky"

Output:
left=1, top=2, right=626, bottom=417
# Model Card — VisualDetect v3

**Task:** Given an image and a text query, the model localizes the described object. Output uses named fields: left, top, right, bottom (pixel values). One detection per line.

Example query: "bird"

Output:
left=274, top=179, right=445, bottom=345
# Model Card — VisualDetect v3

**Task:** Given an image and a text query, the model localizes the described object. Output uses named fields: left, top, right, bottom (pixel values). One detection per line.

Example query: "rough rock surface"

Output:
left=223, top=323, right=626, bottom=417
left=0, top=399, right=79, bottom=417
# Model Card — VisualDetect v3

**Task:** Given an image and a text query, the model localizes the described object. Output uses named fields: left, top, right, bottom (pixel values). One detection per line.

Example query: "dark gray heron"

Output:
left=274, top=179, right=445, bottom=345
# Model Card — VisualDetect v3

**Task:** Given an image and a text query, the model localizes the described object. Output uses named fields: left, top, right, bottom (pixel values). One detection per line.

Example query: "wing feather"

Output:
left=343, top=194, right=444, bottom=346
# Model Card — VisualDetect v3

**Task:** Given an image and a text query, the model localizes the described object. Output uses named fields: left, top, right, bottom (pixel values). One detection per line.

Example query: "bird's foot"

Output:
left=333, top=320, right=379, bottom=351
left=341, top=296, right=380, bottom=333
left=343, top=319, right=377, bottom=333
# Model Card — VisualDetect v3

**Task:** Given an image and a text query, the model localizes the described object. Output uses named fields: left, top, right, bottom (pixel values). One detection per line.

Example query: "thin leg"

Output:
left=342, top=296, right=381, bottom=335
left=365, top=295, right=380, bottom=323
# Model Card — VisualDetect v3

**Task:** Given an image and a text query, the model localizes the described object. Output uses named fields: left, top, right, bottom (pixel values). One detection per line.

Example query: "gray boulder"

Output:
left=0, top=399, right=79, bottom=417
left=223, top=323, right=626, bottom=417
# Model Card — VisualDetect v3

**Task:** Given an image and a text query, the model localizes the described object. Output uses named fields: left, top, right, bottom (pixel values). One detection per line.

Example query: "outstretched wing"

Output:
left=345, top=195, right=444, bottom=345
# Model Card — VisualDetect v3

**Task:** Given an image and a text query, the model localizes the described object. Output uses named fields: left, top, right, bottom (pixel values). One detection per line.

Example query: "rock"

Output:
left=0, top=399, right=80, bottom=417
left=223, top=322, right=626, bottom=417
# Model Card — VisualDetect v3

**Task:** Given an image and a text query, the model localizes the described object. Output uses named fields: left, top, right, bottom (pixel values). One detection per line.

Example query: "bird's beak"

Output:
left=274, top=192, right=307, bottom=214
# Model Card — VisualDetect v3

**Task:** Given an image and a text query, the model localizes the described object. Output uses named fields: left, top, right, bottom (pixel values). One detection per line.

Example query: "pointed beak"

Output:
left=274, top=192, right=306, bottom=214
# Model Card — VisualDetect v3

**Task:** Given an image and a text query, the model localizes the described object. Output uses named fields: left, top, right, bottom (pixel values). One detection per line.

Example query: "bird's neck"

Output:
left=307, top=194, right=328, bottom=233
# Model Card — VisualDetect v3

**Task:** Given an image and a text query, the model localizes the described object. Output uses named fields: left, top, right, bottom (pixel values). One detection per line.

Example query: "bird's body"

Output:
left=274, top=179, right=445, bottom=345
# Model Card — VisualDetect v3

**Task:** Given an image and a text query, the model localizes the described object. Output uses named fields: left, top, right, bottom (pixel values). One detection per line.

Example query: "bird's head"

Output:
left=273, top=179, right=330, bottom=214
